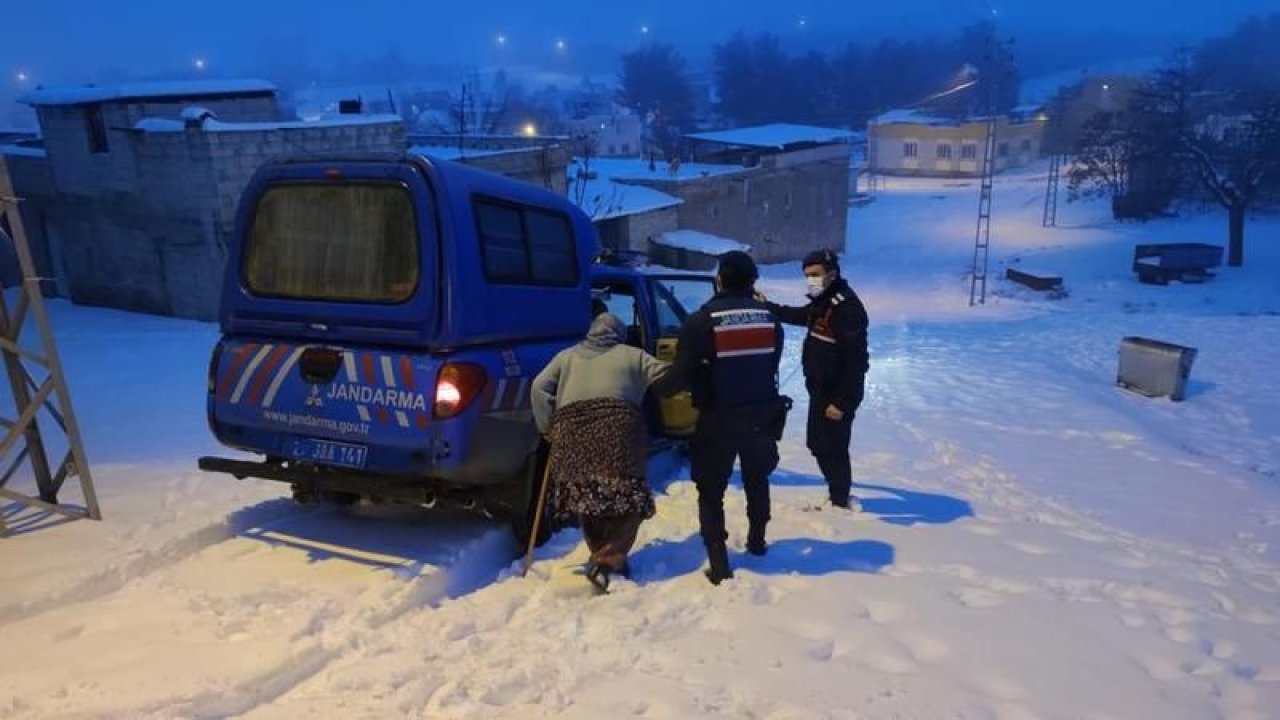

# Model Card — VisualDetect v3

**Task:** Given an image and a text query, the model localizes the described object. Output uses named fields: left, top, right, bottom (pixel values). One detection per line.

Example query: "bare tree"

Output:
left=569, top=133, right=627, bottom=220
left=1135, top=48, right=1280, bottom=265
left=1067, top=112, right=1136, bottom=204
left=1183, top=100, right=1280, bottom=265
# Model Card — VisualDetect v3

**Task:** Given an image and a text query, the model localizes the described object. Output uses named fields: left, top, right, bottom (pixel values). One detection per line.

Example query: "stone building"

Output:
left=410, top=133, right=573, bottom=196
left=14, top=79, right=405, bottom=319
left=572, top=124, right=855, bottom=267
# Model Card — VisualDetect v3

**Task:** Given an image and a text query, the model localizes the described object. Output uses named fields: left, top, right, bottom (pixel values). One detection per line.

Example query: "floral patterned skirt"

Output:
left=546, top=398, right=655, bottom=520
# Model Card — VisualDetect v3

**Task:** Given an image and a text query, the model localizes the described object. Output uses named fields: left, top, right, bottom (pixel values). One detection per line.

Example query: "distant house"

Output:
left=868, top=110, right=1045, bottom=177
left=566, top=162, right=682, bottom=257
left=565, top=110, right=644, bottom=158
left=1040, top=75, right=1147, bottom=154
left=11, top=78, right=405, bottom=319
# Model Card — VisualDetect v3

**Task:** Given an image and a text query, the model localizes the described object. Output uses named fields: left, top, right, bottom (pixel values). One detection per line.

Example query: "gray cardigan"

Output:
left=531, top=313, right=670, bottom=434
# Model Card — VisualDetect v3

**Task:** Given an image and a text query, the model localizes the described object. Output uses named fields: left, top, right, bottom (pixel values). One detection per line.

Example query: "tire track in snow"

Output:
left=0, top=499, right=319, bottom=628
left=149, top=524, right=518, bottom=720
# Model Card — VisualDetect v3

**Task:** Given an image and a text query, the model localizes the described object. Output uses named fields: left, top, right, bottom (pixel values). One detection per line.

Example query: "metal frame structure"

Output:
left=1042, top=153, right=1063, bottom=227
left=0, top=159, right=99, bottom=537
left=969, top=113, right=998, bottom=307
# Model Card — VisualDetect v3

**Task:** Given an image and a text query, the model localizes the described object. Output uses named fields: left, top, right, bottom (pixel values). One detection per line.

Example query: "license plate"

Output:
left=289, top=438, right=368, bottom=469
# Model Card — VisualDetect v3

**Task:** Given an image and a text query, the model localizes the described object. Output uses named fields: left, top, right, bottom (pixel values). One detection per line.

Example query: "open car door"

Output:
left=647, top=275, right=716, bottom=438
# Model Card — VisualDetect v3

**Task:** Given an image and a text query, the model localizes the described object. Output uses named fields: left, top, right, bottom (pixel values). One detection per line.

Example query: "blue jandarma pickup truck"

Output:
left=199, top=153, right=714, bottom=544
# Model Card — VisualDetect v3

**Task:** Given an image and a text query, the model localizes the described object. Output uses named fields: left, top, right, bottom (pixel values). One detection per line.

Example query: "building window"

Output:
left=903, top=142, right=918, bottom=158
left=961, top=143, right=978, bottom=160
left=998, top=142, right=1010, bottom=158
left=785, top=190, right=793, bottom=209
left=607, top=144, right=616, bottom=155
left=1020, top=138, right=1032, bottom=153
left=474, top=197, right=578, bottom=286
left=84, top=104, right=108, bottom=154
left=620, top=143, right=630, bottom=154
left=936, top=144, right=953, bottom=160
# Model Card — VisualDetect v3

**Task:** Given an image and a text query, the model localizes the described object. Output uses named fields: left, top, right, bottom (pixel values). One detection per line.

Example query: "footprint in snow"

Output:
left=1008, top=541, right=1051, bottom=556
left=861, top=600, right=906, bottom=624
left=1136, top=652, right=1186, bottom=682
left=949, top=586, right=1006, bottom=609
left=899, top=632, right=950, bottom=663
left=963, top=523, right=1002, bottom=537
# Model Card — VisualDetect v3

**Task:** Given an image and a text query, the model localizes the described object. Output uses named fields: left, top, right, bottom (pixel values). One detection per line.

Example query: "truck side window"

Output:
left=475, top=201, right=527, bottom=282
left=474, top=197, right=578, bottom=287
left=525, top=209, right=577, bottom=285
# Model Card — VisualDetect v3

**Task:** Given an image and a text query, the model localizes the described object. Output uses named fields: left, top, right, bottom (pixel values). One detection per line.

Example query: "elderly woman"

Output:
left=531, top=312, right=669, bottom=591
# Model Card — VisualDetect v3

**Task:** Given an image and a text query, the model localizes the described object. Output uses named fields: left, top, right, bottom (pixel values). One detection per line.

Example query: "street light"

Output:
left=640, top=25, right=650, bottom=35
left=554, top=39, right=567, bottom=52
left=522, top=122, right=537, bottom=137
left=496, top=33, right=507, bottom=46
left=15, top=70, right=28, bottom=84
left=194, top=57, right=206, bottom=72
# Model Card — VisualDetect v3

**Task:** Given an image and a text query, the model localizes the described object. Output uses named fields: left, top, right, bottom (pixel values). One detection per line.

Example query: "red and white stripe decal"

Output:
left=488, top=377, right=530, bottom=411
left=224, top=344, right=430, bottom=427
left=262, top=346, right=304, bottom=407
left=230, top=344, right=274, bottom=404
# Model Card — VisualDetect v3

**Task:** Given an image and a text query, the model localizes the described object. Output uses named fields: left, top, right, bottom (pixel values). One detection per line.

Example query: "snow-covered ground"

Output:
left=2, top=161, right=1278, bottom=719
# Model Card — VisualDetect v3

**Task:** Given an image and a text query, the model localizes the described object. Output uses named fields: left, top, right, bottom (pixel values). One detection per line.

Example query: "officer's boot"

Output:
left=704, top=542, right=734, bottom=585
left=746, top=522, right=768, bottom=556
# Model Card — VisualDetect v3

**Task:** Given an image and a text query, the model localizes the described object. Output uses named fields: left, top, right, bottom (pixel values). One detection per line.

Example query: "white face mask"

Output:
left=806, top=276, right=827, bottom=298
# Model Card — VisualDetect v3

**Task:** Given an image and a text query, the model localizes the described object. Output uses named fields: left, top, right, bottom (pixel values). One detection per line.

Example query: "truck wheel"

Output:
left=508, top=444, right=554, bottom=549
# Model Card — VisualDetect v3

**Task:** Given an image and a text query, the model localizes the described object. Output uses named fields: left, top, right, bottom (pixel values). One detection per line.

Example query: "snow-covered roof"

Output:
left=568, top=174, right=683, bottom=221
left=588, top=157, right=750, bottom=183
left=20, top=79, right=277, bottom=106
left=0, top=145, right=46, bottom=158
left=133, top=114, right=403, bottom=133
left=411, top=144, right=545, bottom=161
left=652, top=229, right=751, bottom=256
left=686, top=123, right=856, bottom=149
left=871, top=109, right=956, bottom=127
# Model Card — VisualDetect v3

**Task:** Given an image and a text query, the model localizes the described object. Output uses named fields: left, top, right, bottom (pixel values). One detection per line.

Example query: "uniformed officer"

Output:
left=658, top=251, right=785, bottom=585
left=766, top=249, right=869, bottom=511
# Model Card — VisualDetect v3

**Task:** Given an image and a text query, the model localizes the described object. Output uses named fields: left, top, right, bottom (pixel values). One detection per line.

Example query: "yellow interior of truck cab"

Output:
left=656, top=337, right=698, bottom=436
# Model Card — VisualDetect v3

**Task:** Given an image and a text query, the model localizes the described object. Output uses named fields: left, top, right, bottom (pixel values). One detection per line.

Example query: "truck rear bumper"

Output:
left=197, top=455, right=487, bottom=507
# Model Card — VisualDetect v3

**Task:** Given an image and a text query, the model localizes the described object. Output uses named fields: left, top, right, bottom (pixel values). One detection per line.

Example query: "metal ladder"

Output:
left=969, top=115, right=998, bottom=307
left=1042, top=153, right=1062, bottom=227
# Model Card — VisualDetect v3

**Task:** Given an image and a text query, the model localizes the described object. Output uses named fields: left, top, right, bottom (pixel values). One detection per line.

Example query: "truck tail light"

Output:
left=207, top=340, right=225, bottom=395
left=434, top=363, right=487, bottom=419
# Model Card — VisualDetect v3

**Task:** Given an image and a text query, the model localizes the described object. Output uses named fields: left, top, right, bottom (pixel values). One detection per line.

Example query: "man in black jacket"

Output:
left=766, top=249, right=869, bottom=511
left=658, top=251, right=784, bottom=584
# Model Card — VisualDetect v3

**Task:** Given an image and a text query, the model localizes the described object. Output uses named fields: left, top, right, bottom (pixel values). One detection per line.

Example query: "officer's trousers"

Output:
left=689, top=406, right=779, bottom=546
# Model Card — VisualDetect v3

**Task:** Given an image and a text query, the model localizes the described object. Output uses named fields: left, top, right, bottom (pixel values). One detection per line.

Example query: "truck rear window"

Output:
left=244, top=183, right=419, bottom=303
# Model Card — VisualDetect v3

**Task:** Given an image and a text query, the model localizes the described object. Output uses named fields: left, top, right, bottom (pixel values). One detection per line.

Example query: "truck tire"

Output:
left=507, top=444, right=554, bottom=549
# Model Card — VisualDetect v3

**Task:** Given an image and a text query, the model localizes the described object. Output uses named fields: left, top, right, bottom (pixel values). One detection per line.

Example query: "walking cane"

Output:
left=520, top=453, right=553, bottom=577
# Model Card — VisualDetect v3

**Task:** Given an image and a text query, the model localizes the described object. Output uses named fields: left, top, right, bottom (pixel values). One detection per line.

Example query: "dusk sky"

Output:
left=4, top=0, right=1277, bottom=94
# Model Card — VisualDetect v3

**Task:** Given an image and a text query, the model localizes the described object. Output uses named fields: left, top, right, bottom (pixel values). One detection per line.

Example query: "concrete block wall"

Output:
left=620, top=145, right=850, bottom=265
left=622, top=206, right=678, bottom=253
left=36, top=113, right=405, bottom=320
left=207, top=121, right=407, bottom=237
left=451, top=145, right=573, bottom=196
left=0, top=152, right=57, bottom=282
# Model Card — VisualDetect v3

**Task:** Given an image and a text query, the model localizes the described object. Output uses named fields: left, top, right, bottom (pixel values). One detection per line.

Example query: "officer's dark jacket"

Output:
left=767, top=277, right=869, bottom=413
left=656, top=289, right=783, bottom=411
